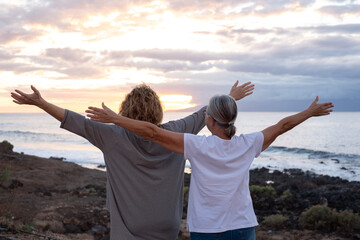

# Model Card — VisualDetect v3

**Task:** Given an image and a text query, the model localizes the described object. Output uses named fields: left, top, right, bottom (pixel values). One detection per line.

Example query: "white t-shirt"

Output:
left=184, top=132, right=264, bottom=233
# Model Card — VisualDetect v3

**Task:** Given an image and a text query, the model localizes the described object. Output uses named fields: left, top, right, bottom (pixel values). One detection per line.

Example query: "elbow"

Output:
left=279, top=122, right=294, bottom=135
left=279, top=125, right=287, bottom=135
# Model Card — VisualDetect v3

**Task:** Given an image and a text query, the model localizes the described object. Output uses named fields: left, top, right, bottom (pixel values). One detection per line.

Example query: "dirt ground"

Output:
left=0, top=147, right=356, bottom=240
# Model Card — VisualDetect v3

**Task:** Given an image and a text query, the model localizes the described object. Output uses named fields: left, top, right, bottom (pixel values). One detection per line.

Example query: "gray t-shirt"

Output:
left=60, top=107, right=206, bottom=239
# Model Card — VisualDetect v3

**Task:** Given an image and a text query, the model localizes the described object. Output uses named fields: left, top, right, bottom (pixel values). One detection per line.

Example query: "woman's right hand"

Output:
left=11, top=85, right=44, bottom=107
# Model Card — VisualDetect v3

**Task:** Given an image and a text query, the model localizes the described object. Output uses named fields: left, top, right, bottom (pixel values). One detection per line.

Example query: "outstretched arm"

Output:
left=261, top=97, right=334, bottom=151
left=86, top=103, right=184, bottom=154
left=11, top=85, right=65, bottom=122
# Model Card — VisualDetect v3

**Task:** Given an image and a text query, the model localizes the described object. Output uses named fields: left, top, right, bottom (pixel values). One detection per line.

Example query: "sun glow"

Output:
left=160, top=94, right=196, bottom=111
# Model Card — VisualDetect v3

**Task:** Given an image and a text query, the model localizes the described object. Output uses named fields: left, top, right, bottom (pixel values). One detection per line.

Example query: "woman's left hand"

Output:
left=86, top=102, right=118, bottom=123
left=229, top=80, right=255, bottom=101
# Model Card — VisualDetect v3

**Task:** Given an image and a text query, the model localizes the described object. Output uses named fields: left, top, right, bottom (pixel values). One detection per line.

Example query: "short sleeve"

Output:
left=252, top=132, right=264, bottom=158
left=184, top=133, right=204, bottom=164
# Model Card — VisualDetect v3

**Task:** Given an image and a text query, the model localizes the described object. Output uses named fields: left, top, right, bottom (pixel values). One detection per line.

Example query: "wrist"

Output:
left=37, top=98, right=48, bottom=109
left=229, top=93, right=239, bottom=101
left=303, top=109, right=313, bottom=118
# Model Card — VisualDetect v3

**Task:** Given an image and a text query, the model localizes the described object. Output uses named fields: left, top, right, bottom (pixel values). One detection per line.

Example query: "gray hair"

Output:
left=206, top=94, right=237, bottom=138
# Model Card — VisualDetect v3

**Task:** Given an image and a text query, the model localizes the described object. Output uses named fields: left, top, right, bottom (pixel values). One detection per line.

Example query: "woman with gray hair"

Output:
left=86, top=92, right=334, bottom=240
left=206, top=94, right=238, bottom=138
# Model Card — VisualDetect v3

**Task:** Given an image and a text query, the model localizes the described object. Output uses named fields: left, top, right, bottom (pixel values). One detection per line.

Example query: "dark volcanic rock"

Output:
left=0, top=141, right=13, bottom=154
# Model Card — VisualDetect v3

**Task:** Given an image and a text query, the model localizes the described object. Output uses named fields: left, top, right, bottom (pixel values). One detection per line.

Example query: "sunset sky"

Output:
left=1, top=0, right=359, bottom=113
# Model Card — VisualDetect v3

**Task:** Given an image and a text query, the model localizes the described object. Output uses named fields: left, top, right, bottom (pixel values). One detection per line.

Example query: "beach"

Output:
left=1, top=140, right=359, bottom=240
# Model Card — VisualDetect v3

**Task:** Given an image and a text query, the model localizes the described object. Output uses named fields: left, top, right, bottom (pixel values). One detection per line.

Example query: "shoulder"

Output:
left=238, top=132, right=264, bottom=142
left=232, top=132, right=264, bottom=150
left=184, top=133, right=206, bottom=142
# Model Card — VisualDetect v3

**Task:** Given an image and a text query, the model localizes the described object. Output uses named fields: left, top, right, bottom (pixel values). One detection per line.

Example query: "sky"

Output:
left=0, top=0, right=359, bottom=113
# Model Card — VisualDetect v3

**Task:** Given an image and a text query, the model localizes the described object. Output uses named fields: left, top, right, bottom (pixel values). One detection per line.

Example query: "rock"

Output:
left=64, top=223, right=80, bottom=233
left=79, top=221, right=91, bottom=232
left=49, top=221, right=66, bottom=234
left=331, top=158, right=340, bottom=163
left=43, top=191, right=52, bottom=197
left=97, top=164, right=105, bottom=169
left=319, top=197, right=328, bottom=206
left=91, top=225, right=107, bottom=234
left=178, top=219, right=190, bottom=239
left=0, top=141, right=13, bottom=154
left=73, top=233, right=95, bottom=240
left=49, top=156, right=65, bottom=161
left=8, top=180, right=23, bottom=189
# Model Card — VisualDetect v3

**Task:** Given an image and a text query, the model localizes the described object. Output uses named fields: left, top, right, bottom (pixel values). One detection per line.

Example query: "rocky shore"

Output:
left=1, top=140, right=359, bottom=240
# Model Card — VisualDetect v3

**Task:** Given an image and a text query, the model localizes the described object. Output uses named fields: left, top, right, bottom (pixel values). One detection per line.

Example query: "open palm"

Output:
left=11, top=85, right=43, bottom=106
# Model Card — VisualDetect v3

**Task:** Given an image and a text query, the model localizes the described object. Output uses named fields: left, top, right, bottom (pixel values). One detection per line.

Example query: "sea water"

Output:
left=0, top=112, right=359, bottom=181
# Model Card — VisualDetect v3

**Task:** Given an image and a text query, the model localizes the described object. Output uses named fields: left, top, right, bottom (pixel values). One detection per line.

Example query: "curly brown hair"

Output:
left=119, top=84, right=163, bottom=125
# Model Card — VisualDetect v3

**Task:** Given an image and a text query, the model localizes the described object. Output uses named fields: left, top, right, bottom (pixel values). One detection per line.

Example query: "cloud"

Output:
left=0, top=0, right=319, bottom=44
left=0, top=5, right=43, bottom=44
left=301, top=24, right=360, bottom=34
left=0, top=47, right=106, bottom=79
left=168, top=0, right=316, bottom=16
left=45, top=48, right=94, bottom=63
left=1, top=1, right=360, bottom=111
left=318, top=4, right=360, bottom=16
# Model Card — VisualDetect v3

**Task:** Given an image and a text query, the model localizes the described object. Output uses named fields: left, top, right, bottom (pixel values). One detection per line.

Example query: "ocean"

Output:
left=0, top=112, right=359, bottom=181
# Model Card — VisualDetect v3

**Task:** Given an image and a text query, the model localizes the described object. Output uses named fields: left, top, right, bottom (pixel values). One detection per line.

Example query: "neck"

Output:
left=211, top=127, right=230, bottom=140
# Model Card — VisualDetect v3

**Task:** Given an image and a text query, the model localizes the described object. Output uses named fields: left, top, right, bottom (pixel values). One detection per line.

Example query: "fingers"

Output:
left=313, top=96, right=319, bottom=104
left=319, top=102, right=334, bottom=110
left=102, top=102, right=110, bottom=110
left=86, top=105, right=108, bottom=122
left=240, top=81, right=251, bottom=87
left=87, top=106, right=103, bottom=112
left=232, top=80, right=239, bottom=89
left=12, top=100, right=23, bottom=105
left=244, top=84, right=255, bottom=92
left=15, top=89, right=28, bottom=97
left=31, top=85, right=40, bottom=95
left=11, top=92, right=27, bottom=103
left=241, top=82, right=255, bottom=91
left=244, top=92, right=253, bottom=97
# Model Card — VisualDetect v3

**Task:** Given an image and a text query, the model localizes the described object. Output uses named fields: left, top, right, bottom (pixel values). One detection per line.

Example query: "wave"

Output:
left=266, top=146, right=360, bottom=162
left=0, top=130, right=64, bottom=138
left=0, top=130, right=87, bottom=144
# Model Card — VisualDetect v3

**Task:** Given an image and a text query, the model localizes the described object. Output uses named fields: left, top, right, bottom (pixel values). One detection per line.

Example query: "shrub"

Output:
left=299, top=205, right=338, bottom=231
left=337, top=209, right=360, bottom=231
left=21, top=222, right=35, bottom=232
left=299, top=205, right=360, bottom=232
left=262, top=214, right=288, bottom=229
left=0, top=169, right=10, bottom=185
left=278, top=189, right=292, bottom=201
left=250, top=185, right=276, bottom=197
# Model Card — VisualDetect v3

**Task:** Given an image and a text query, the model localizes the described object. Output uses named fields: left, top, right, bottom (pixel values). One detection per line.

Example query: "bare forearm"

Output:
left=110, top=114, right=184, bottom=153
left=112, top=115, right=158, bottom=140
left=277, top=109, right=312, bottom=135
left=38, top=99, right=65, bottom=122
